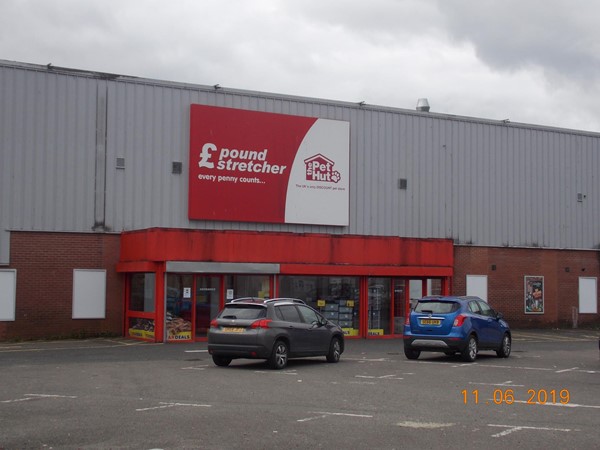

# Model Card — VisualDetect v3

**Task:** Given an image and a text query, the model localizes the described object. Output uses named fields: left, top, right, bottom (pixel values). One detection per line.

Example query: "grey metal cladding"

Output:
left=1, top=60, right=599, bottom=250
left=0, top=65, right=97, bottom=234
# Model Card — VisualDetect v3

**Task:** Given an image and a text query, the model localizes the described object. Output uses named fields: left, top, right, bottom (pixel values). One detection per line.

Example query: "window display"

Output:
left=128, top=273, right=156, bottom=340
left=129, top=273, right=155, bottom=312
left=128, top=318, right=155, bottom=340
left=279, top=276, right=359, bottom=336
left=225, top=275, right=270, bottom=299
left=166, top=274, right=193, bottom=341
left=195, top=275, right=221, bottom=338
left=368, top=278, right=390, bottom=335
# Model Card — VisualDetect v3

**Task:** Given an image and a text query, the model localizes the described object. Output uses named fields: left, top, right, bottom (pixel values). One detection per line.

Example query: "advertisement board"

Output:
left=524, top=275, right=544, bottom=314
left=189, top=104, right=350, bottom=225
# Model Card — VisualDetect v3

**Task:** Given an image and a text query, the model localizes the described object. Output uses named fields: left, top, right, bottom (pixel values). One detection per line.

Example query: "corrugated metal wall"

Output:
left=1, top=60, right=599, bottom=262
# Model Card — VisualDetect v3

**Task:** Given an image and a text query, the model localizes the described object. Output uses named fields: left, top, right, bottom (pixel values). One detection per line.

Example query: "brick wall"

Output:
left=454, top=246, right=600, bottom=328
left=0, top=231, right=123, bottom=340
left=2, top=232, right=598, bottom=340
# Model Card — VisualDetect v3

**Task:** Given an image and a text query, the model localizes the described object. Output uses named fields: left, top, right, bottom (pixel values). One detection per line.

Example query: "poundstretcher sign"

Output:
left=188, top=104, right=349, bottom=225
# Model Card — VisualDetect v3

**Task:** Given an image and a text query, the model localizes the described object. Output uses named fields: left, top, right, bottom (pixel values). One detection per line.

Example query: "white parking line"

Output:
left=469, top=381, right=525, bottom=387
left=511, top=400, right=600, bottom=409
left=298, top=411, right=373, bottom=422
left=355, top=374, right=403, bottom=380
left=181, top=365, right=208, bottom=370
left=555, top=367, right=579, bottom=373
left=25, top=394, right=77, bottom=398
left=2, top=393, right=77, bottom=403
left=345, top=358, right=390, bottom=362
left=476, top=364, right=554, bottom=372
left=482, top=364, right=599, bottom=374
left=0, top=342, right=157, bottom=353
left=397, top=421, right=455, bottom=429
left=184, top=350, right=208, bottom=353
left=513, top=332, right=597, bottom=342
left=1, top=398, right=34, bottom=403
left=136, top=402, right=212, bottom=412
left=254, top=370, right=298, bottom=375
left=488, top=424, right=573, bottom=437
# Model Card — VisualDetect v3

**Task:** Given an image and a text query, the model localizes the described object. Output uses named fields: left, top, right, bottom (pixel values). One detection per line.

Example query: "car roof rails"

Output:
left=229, top=297, right=266, bottom=303
left=265, top=297, right=306, bottom=305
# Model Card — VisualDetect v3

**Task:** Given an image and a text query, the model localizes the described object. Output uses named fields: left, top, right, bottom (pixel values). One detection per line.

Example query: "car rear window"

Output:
left=219, top=305, right=266, bottom=320
left=414, top=301, right=460, bottom=314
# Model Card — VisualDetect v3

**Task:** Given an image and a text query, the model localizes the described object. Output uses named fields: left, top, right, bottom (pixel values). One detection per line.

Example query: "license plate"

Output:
left=222, top=327, right=245, bottom=333
left=420, top=319, right=441, bottom=325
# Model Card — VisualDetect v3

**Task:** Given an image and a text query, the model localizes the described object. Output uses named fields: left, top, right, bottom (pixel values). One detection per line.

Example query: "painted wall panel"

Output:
left=2, top=60, right=600, bottom=252
left=0, top=66, right=97, bottom=235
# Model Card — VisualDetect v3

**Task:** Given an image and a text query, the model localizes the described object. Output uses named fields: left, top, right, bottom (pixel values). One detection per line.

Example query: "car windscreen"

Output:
left=414, top=301, right=460, bottom=314
left=218, top=305, right=267, bottom=320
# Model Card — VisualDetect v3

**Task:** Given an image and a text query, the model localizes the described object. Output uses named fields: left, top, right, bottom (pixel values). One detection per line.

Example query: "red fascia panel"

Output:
left=280, top=264, right=452, bottom=277
left=116, top=261, right=162, bottom=273
left=119, top=228, right=453, bottom=269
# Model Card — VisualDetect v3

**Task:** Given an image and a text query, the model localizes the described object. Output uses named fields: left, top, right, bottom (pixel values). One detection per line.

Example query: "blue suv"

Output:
left=403, top=296, right=511, bottom=362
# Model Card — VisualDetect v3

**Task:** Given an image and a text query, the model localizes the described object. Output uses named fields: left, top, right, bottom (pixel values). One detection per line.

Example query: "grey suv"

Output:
left=207, top=297, right=345, bottom=369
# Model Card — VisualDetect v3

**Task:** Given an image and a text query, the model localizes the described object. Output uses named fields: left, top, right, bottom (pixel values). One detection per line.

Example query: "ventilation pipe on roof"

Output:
left=416, top=98, right=430, bottom=112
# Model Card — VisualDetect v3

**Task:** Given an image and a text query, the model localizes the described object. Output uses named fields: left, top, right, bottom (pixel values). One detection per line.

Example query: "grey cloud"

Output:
left=436, top=1, right=600, bottom=82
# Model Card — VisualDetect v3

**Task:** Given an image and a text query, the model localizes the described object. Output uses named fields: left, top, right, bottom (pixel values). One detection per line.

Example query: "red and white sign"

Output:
left=188, top=104, right=349, bottom=225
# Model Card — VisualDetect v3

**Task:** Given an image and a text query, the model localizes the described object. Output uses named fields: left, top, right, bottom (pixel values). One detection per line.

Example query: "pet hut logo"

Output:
left=304, top=154, right=341, bottom=183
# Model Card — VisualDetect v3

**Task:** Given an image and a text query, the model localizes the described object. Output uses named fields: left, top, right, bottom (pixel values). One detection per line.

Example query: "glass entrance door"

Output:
left=195, top=276, right=221, bottom=339
left=393, top=279, right=407, bottom=335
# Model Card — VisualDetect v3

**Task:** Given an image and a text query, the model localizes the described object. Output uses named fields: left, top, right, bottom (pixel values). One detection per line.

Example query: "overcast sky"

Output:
left=2, top=0, right=600, bottom=132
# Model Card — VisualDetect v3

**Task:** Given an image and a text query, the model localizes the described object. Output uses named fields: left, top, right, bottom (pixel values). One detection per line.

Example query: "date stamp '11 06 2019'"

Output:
left=461, top=389, right=570, bottom=405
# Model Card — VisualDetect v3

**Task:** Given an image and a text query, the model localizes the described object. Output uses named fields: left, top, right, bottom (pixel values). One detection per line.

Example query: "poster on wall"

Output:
left=524, top=276, right=544, bottom=314
left=188, top=104, right=350, bottom=225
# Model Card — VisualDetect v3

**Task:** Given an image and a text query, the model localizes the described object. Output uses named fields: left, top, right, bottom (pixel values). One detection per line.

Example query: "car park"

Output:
left=207, top=297, right=345, bottom=369
left=403, top=295, right=511, bottom=362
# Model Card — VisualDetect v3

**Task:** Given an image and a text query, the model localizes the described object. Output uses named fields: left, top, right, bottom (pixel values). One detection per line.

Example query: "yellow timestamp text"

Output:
left=461, top=388, right=570, bottom=405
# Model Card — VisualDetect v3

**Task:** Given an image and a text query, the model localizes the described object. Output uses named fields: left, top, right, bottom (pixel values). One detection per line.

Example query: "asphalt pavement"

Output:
left=0, top=328, right=598, bottom=449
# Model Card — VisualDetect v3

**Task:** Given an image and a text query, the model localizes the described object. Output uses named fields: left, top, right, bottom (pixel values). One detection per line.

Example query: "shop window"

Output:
left=166, top=274, right=193, bottom=341
left=427, top=278, right=442, bottom=296
left=128, top=317, right=155, bottom=340
left=225, top=275, right=270, bottom=300
left=279, top=276, right=359, bottom=336
left=409, top=279, right=423, bottom=310
left=196, top=276, right=221, bottom=338
left=129, top=273, right=155, bottom=312
left=368, top=278, right=390, bottom=336
left=393, top=279, right=406, bottom=334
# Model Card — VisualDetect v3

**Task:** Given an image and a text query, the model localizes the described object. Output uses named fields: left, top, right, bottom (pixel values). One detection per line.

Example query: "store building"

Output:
left=0, top=60, right=598, bottom=342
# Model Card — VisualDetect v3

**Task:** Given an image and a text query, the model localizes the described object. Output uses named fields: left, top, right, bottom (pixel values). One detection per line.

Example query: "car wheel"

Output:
left=404, top=347, right=421, bottom=360
left=326, top=337, right=342, bottom=363
left=461, top=335, right=478, bottom=362
left=496, top=333, right=511, bottom=358
left=212, top=355, right=232, bottom=367
left=269, top=340, right=289, bottom=370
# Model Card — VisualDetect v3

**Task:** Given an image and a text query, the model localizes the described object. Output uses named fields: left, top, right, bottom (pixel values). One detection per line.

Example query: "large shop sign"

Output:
left=189, top=104, right=350, bottom=225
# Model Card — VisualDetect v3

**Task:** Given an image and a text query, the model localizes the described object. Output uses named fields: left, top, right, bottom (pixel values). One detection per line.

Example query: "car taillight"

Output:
left=250, top=319, right=272, bottom=329
left=404, top=315, right=410, bottom=325
left=453, top=314, right=466, bottom=327
left=209, top=319, right=219, bottom=328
